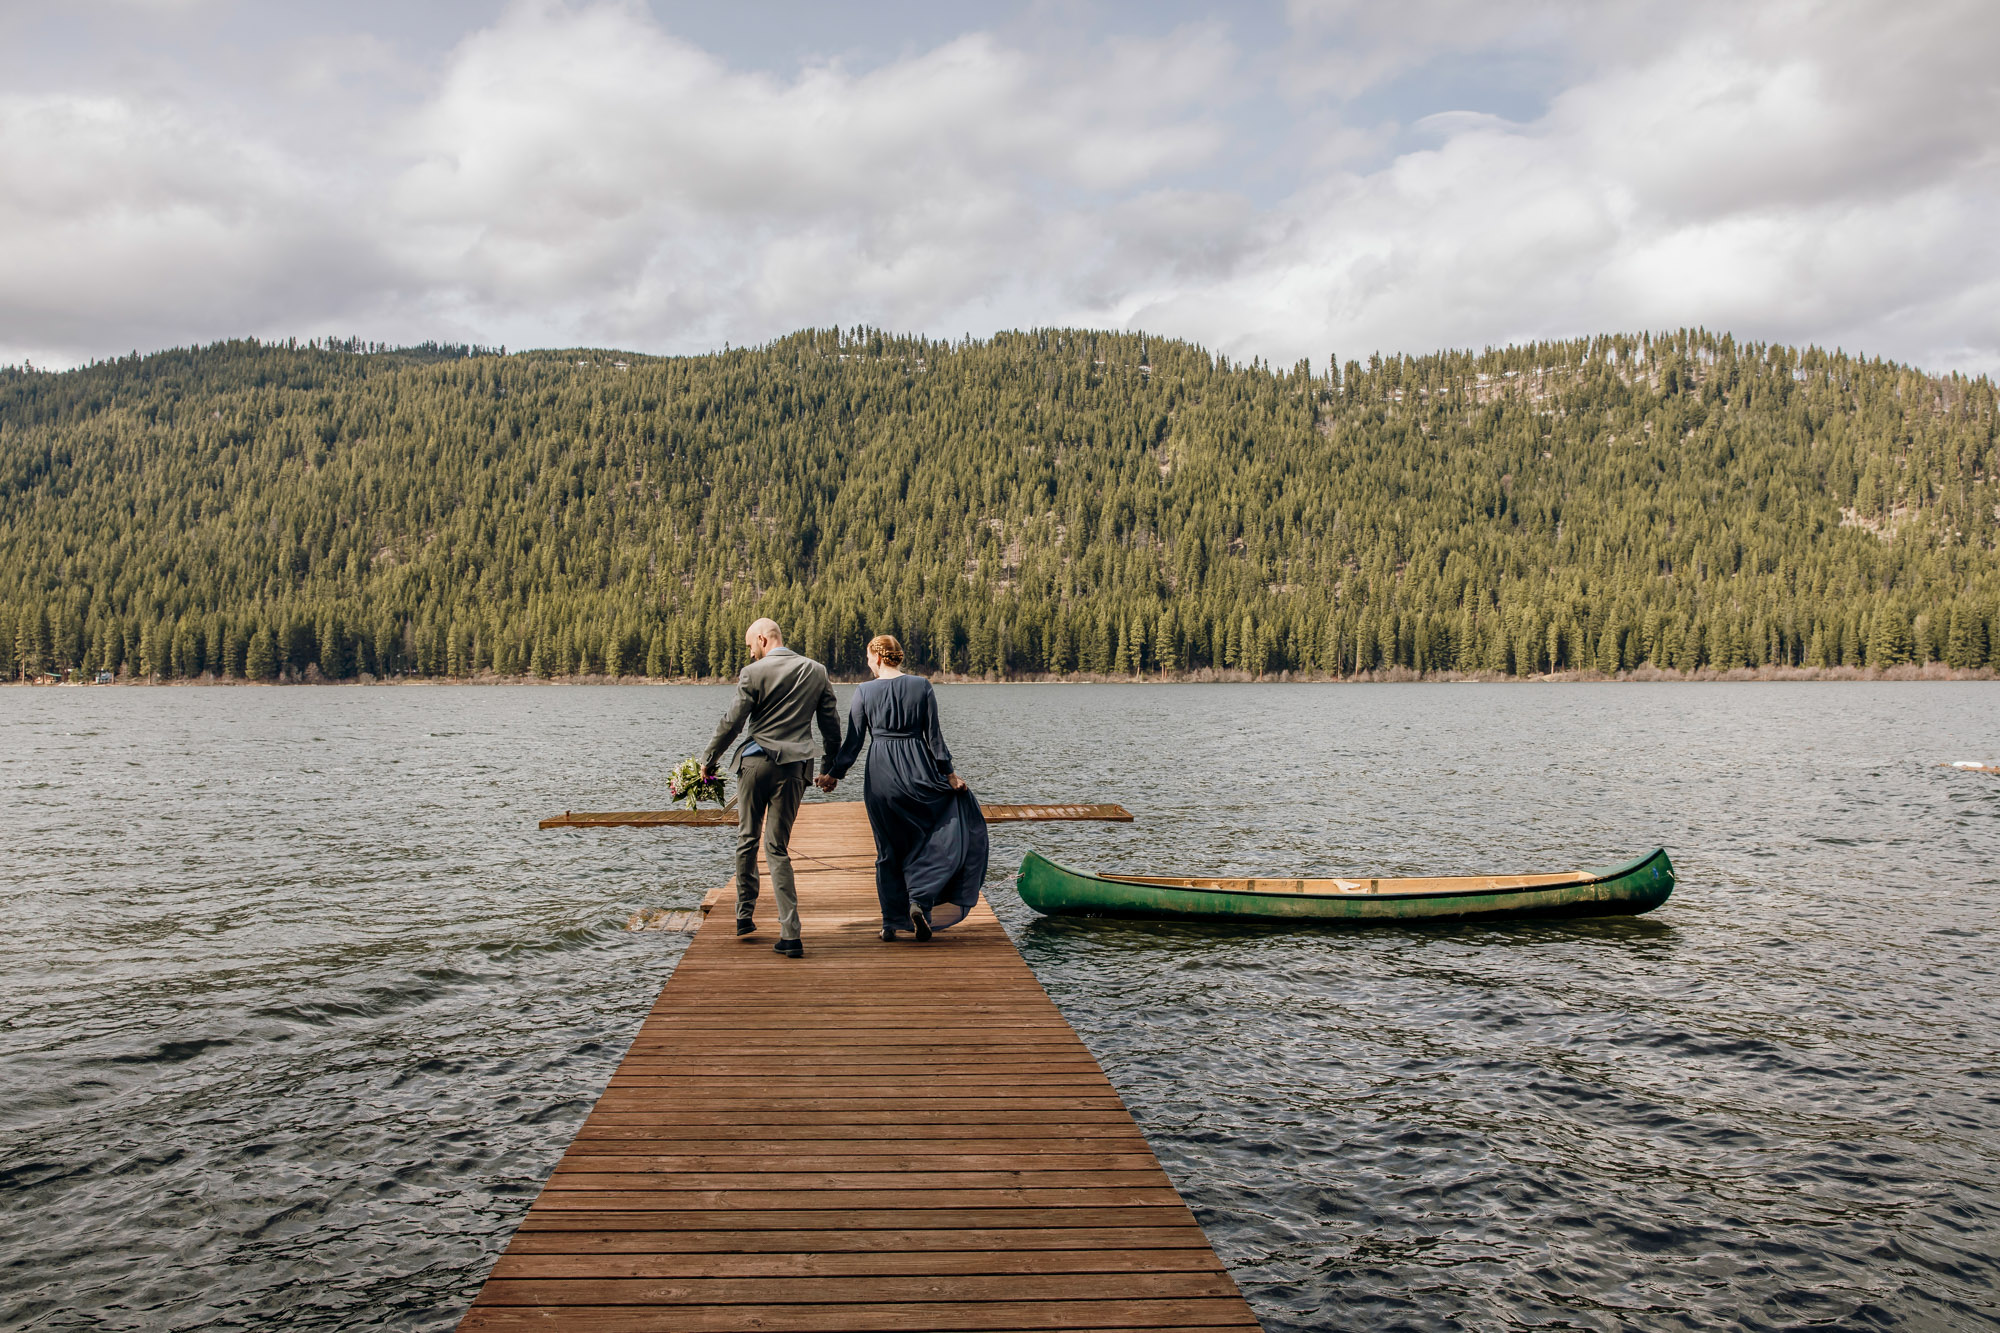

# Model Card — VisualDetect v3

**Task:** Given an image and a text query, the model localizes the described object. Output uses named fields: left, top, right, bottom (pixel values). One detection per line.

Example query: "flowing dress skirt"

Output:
left=827, top=673, right=989, bottom=932
left=863, top=738, right=988, bottom=930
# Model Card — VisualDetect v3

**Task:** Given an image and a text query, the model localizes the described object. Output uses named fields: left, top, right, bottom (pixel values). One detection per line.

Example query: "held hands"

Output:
left=947, top=772, right=967, bottom=791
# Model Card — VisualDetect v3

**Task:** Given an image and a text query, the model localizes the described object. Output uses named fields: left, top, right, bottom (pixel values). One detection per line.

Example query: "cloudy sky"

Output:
left=3, top=0, right=1997, bottom=372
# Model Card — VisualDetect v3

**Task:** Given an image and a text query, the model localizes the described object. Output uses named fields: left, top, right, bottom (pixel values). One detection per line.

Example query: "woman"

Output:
left=817, top=635, right=989, bottom=940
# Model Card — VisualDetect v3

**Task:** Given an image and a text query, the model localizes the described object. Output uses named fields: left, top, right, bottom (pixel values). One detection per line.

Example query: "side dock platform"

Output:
left=458, top=800, right=1261, bottom=1331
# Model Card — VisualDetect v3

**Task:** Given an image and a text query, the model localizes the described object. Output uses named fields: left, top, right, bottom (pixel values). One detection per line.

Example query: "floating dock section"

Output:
left=460, top=800, right=1259, bottom=1331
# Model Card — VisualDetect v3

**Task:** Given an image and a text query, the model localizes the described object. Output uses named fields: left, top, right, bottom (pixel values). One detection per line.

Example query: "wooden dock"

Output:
left=460, top=801, right=1260, bottom=1331
left=540, top=804, right=1135, bottom=829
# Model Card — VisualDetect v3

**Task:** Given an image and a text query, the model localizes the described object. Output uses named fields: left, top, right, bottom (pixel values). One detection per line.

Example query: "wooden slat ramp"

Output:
left=461, top=801, right=1260, bottom=1332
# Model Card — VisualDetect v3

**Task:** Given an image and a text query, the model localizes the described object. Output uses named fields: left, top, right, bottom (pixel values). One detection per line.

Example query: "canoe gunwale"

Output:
left=1079, top=847, right=1670, bottom=904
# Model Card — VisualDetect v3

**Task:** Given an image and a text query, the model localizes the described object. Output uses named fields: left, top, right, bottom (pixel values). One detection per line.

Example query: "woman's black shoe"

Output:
left=910, top=905, right=932, bottom=941
left=878, top=927, right=896, bottom=941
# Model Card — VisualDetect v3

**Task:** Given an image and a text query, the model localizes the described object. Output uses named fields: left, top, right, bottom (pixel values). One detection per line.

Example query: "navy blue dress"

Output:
left=825, top=674, right=989, bottom=932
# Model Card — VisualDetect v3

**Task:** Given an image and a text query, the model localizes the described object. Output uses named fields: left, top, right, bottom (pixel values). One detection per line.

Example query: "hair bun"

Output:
left=867, top=634, right=905, bottom=667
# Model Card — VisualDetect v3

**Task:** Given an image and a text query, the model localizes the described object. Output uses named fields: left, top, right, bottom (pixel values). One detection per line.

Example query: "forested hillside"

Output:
left=2, top=327, right=1996, bottom=683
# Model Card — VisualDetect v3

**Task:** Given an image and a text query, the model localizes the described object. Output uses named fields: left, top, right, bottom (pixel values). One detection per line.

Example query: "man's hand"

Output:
left=815, top=774, right=838, bottom=793
left=701, top=763, right=718, bottom=782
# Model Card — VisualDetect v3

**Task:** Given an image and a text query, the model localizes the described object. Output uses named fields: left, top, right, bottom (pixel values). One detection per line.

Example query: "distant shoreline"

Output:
left=11, top=662, right=1996, bottom=687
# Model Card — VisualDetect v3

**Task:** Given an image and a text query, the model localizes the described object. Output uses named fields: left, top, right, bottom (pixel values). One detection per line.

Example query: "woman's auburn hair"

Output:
left=867, top=634, right=905, bottom=667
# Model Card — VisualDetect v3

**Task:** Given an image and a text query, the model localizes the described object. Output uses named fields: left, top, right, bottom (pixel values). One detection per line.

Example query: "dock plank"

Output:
left=462, top=1306, right=1258, bottom=1333
left=459, top=802, right=1258, bottom=1330
left=490, top=1248, right=1225, bottom=1278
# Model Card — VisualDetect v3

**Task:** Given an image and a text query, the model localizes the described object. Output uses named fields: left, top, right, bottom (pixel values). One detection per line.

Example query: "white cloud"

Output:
left=1, top=0, right=1997, bottom=373
left=382, top=1, right=1232, bottom=349
left=1280, top=0, right=1608, bottom=97
left=1144, top=0, right=2000, bottom=372
left=0, top=92, right=387, bottom=358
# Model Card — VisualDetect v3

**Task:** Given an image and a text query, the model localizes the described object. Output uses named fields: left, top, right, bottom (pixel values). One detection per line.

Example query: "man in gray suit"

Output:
left=701, top=617, right=841, bottom=958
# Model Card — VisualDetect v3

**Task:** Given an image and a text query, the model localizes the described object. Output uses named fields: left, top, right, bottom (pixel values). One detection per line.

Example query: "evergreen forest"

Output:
left=2, top=327, right=1996, bottom=684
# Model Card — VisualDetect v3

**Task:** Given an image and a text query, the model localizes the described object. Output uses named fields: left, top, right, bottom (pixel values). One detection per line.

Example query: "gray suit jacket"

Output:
left=701, top=646, right=841, bottom=775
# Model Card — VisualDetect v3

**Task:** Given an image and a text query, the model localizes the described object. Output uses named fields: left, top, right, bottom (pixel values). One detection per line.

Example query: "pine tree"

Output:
left=1944, top=605, right=1988, bottom=669
left=317, top=613, right=349, bottom=679
left=1867, top=607, right=1912, bottom=667
left=1595, top=623, right=1620, bottom=676
left=245, top=626, right=277, bottom=680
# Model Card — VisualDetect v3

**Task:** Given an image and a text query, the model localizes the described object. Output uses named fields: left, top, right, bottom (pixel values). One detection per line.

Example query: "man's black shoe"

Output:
left=910, top=905, right=932, bottom=942
left=773, top=938, right=803, bottom=958
left=735, top=918, right=756, bottom=936
left=878, top=927, right=897, bottom=942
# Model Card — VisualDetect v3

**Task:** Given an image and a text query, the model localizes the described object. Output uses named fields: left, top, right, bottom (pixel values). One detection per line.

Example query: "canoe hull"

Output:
left=1016, top=849, right=1675, bottom=924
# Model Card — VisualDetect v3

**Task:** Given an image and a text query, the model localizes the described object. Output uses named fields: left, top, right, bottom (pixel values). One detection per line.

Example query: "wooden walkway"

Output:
left=540, top=804, right=1135, bottom=829
left=460, top=801, right=1261, bottom=1331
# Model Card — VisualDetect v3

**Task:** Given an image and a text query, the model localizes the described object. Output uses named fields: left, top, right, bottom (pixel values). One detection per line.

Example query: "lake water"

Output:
left=2, top=682, right=1997, bottom=1331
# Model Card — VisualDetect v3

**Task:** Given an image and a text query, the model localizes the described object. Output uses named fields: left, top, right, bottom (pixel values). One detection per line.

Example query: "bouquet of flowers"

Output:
left=667, top=755, right=726, bottom=811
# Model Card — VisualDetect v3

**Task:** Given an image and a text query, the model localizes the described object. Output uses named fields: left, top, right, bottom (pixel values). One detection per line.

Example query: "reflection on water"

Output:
left=3, top=682, right=1998, bottom=1330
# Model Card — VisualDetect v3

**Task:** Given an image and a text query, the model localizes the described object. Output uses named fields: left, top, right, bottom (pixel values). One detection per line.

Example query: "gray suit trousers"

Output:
left=735, top=754, right=807, bottom=940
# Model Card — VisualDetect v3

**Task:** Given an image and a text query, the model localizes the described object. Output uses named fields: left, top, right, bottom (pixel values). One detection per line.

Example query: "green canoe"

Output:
left=1016, top=847, right=1675, bottom=924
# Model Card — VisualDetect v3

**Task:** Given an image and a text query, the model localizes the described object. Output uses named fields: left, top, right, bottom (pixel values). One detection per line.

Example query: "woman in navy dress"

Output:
left=817, top=635, right=989, bottom=940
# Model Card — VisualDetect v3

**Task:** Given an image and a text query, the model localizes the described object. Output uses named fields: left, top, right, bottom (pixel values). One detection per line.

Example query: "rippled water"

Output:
left=3, top=683, right=1997, bottom=1331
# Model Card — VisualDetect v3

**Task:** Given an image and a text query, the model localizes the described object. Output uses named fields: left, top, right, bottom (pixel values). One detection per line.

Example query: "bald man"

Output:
left=700, top=618, right=841, bottom=957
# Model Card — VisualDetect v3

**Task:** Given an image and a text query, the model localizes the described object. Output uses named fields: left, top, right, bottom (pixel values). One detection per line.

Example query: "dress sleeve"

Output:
left=922, top=681, right=954, bottom=774
left=814, top=673, right=841, bottom=763
left=825, top=686, right=869, bottom=780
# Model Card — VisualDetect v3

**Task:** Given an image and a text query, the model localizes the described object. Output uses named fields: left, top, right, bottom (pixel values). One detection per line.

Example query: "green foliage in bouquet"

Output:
left=668, top=756, right=727, bottom=810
